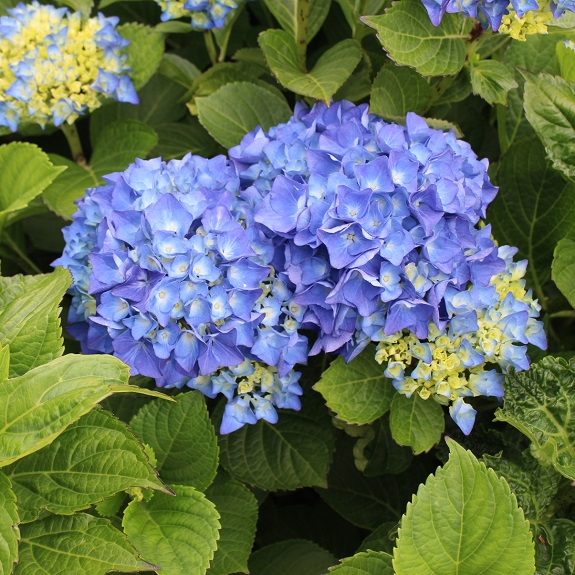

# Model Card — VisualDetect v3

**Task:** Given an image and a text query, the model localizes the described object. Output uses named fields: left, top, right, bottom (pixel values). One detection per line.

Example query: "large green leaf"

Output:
left=523, top=71, right=575, bottom=178
left=534, top=519, right=575, bottom=575
left=130, top=391, right=219, bottom=492
left=557, top=41, right=575, bottom=84
left=552, top=237, right=575, bottom=308
left=123, top=484, right=220, bottom=575
left=389, top=393, right=444, bottom=454
left=0, top=143, right=65, bottom=222
left=0, top=354, right=168, bottom=467
left=205, top=472, right=258, bottom=575
left=152, top=120, right=221, bottom=161
left=394, top=439, right=534, bottom=575
left=489, top=136, right=575, bottom=289
left=362, top=0, right=472, bottom=77
left=262, top=0, right=331, bottom=43
left=0, top=268, right=70, bottom=377
left=196, top=81, right=292, bottom=148
left=370, top=65, right=431, bottom=122
left=495, top=356, right=575, bottom=481
left=218, top=389, right=335, bottom=491
left=15, top=514, right=153, bottom=575
left=314, top=347, right=395, bottom=425
left=118, top=23, right=164, bottom=90
left=259, top=31, right=362, bottom=102
left=248, top=540, right=336, bottom=575
left=0, top=471, right=18, bottom=575
left=469, top=59, right=518, bottom=105
left=7, top=408, right=169, bottom=523
left=327, top=550, right=394, bottom=574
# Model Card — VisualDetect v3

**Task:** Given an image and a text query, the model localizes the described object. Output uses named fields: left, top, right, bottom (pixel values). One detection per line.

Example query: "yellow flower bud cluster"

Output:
left=499, top=1, right=553, bottom=40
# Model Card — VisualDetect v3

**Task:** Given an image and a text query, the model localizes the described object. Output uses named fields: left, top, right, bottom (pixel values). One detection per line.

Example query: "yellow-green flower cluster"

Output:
left=0, top=1, right=137, bottom=131
left=499, top=1, right=553, bottom=40
left=375, top=246, right=545, bottom=434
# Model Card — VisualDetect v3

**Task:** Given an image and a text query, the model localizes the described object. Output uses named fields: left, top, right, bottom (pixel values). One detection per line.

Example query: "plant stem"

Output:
left=204, top=30, right=218, bottom=66
left=549, top=310, right=575, bottom=319
left=3, top=233, right=41, bottom=274
left=61, top=122, right=86, bottom=165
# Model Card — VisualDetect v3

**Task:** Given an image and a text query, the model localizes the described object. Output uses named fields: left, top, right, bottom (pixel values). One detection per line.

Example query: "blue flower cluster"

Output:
left=155, top=0, right=243, bottom=29
left=230, top=100, right=546, bottom=433
left=54, top=154, right=308, bottom=433
left=0, top=1, right=137, bottom=131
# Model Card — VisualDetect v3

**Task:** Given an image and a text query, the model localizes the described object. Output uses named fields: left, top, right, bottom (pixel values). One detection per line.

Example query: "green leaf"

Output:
left=196, top=81, right=292, bottom=148
left=205, top=471, right=258, bottom=575
left=0, top=471, right=18, bottom=575
left=152, top=121, right=220, bottom=160
left=248, top=540, right=336, bottom=575
left=0, top=143, right=66, bottom=221
left=534, top=519, right=575, bottom=575
left=483, top=450, right=561, bottom=522
left=557, top=41, right=575, bottom=84
left=370, top=65, right=431, bottom=122
left=130, top=391, right=218, bottom=492
left=219, top=389, right=335, bottom=491
left=523, top=71, right=575, bottom=178
left=0, top=353, right=168, bottom=467
left=55, top=0, right=92, bottom=18
left=552, top=238, right=575, bottom=308
left=327, top=550, right=394, bottom=574
left=357, top=522, right=398, bottom=554
left=15, top=513, right=154, bottom=575
left=158, top=53, right=201, bottom=87
left=90, top=119, right=158, bottom=176
left=362, top=0, right=472, bottom=77
left=7, top=408, right=169, bottom=523
left=315, top=347, right=395, bottom=425
left=42, top=154, right=99, bottom=220
left=495, top=356, right=575, bottom=481
left=123, top=484, right=220, bottom=575
left=394, top=439, right=535, bottom=575
left=262, top=0, right=331, bottom=43
left=259, top=31, right=362, bottom=102
left=0, top=268, right=71, bottom=377
left=118, top=23, right=164, bottom=90
left=469, top=59, right=518, bottom=105
left=489, top=137, right=575, bottom=288
left=389, top=393, right=444, bottom=454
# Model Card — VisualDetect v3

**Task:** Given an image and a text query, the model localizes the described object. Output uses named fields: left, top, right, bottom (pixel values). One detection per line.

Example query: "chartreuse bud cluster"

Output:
left=421, top=0, right=572, bottom=39
left=230, top=100, right=546, bottom=434
left=54, top=154, right=308, bottom=434
left=155, top=0, right=245, bottom=29
left=0, top=1, right=137, bottom=131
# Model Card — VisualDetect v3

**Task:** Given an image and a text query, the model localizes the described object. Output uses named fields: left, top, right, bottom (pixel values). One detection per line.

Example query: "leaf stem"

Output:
left=3, top=233, right=41, bottom=274
left=60, top=122, right=86, bottom=166
left=296, top=0, right=309, bottom=72
left=204, top=30, right=218, bottom=66
left=549, top=310, right=575, bottom=319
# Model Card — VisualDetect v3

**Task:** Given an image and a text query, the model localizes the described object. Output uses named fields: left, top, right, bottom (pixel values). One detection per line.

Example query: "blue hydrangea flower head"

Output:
left=0, top=1, right=137, bottom=131
left=230, top=100, right=546, bottom=435
left=155, top=0, right=250, bottom=29
left=54, top=153, right=308, bottom=434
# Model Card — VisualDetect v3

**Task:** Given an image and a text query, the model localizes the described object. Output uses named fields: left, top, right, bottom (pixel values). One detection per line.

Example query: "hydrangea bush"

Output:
left=1, top=0, right=575, bottom=573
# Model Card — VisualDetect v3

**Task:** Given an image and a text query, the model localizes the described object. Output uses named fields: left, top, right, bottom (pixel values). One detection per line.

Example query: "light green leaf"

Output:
left=389, top=393, right=444, bottom=454
left=158, top=53, right=201, bottom=87
left=42, top=154, right=99, bottom=220
left=0, top=471, right=18, bottom=575
left=205, top=471, right=258, bottom=575
left=394, top=439, right=535, bottom=575
left=123, top=485, right=220, bottom=575
left=0, top=143, right=66, bottom=221
left=0, top=353, right=168, bottom=467
left=196, top=81, right=292, bottom=148
left=259, top=31, right=362, bottom=102
left=118, top=23, right=164, bottom=90
left=15, top=513, right=154, bottom=575
left=327, top=550, right=394, bottom=574
left=262, top=0, right=331, bottom=43
left=337, top=0, right=386, bottom=34
left=495, top=356, right=575, bottom=481
left=90, top=119, right=158, bottom=176
left=249, top=540, right=336, bottom=575
left=557, top=41, right=575, bottom=83
left=130, top=391, right=219, bottom=492
left=152, top=120, right=221, bottom=160
left=0, top=267, right=71, bottom=377
left=219, top=389, right=335, bottom=491
left=55, top=0, right=92, bottom=18
left=370, top=65, right=431, bottom=122
left=523, top=71, right=575, bottom=178
left=534, top=519, right=575, bottom=575
left=552, top=238, right=575, bottom=308
left=7, top=408, right=169, bottom=523
left=469, top=59, right=518, bottom=105
left=314, top=347, right=395, bottom=425
left=362, top=0, right=472, bottom=77
left=489, top=137, right=575, bottom=288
